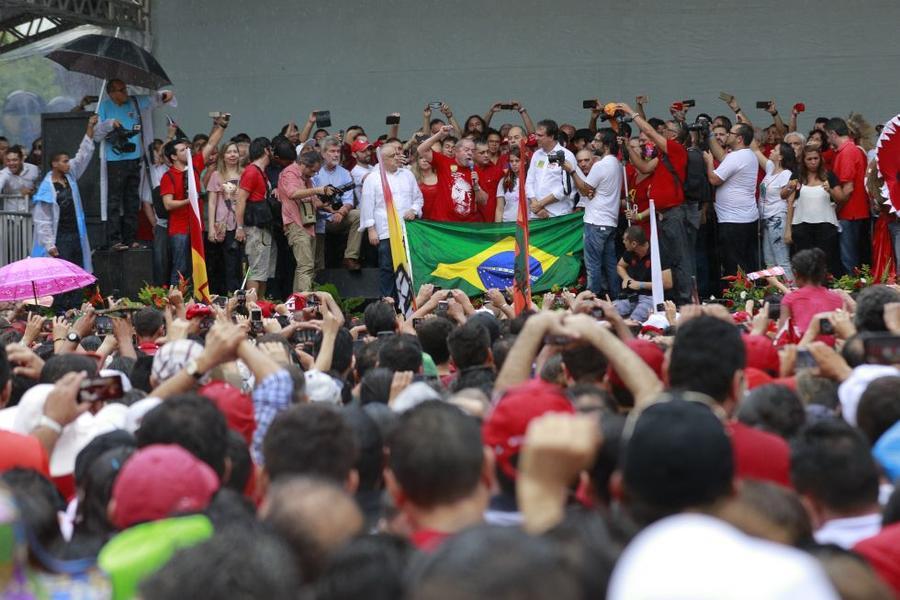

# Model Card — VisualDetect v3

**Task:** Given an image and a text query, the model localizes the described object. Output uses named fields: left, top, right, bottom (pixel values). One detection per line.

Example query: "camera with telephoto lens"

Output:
left=326, top=182, right=355, bottom=211
left=106, top=127, right=141, bottom=155
left=547, top=150, right=566, bottom=165
left=687, top=116, right=711, bottom=136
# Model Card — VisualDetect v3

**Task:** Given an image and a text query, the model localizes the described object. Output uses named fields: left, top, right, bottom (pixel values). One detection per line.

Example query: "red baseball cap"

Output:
left=200, top=381, right=255, bottom=446
left=607, top=339, right=665, bottom=390
left=351, top=139, right=373, bottom=153
left=482, top=379, right=575, bottom=479
left=743, top=334, right=779, bottom=376
left=110, top=444, right=219, bottom=530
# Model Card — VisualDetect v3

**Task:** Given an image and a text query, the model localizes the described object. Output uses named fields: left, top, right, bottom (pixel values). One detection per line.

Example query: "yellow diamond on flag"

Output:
left=430, top=236, right=559, bottom=292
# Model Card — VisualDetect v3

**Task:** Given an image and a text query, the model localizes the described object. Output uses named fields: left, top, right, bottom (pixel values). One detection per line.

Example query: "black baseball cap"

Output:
left=622, top=398, right=733, bottom=521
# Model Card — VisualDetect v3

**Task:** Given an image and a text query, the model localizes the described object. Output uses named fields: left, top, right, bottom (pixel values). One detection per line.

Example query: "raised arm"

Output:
left=764, top=101, right=787, bottom=135
left=749, top=139, right=768, bottom=170
left=416, top=125, right=452, bottom=162
left=439, top=103, right=462, bottom=137
left=511, top=101, right=536, bottom=134
left=299, top=111, right=316, bottom=143
left=617, top=102, right=668, bottom=154
left=200, top=114, right=229, bottom=163
left=483, top=102, right=502, bottom=127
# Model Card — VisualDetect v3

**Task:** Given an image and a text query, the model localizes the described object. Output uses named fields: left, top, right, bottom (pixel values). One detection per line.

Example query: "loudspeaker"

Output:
left=41, top=112, right=106, bottom=248
left=92, top=248, right=153, bottom=299
left=315, top=268, right=382, bottom=300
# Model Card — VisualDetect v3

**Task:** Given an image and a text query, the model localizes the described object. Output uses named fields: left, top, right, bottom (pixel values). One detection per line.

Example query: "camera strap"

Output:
left=659, top=153, right=683, bottom=191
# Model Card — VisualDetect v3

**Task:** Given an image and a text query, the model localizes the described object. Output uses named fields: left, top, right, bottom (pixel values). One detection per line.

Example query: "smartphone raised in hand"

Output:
left=95, top=315, right=113, bottom=336
left=582, top=99, right=598, bottom=109
left=682, top=99, right=696, bottom=107
left=755, top=101, right=771, bottom=109
left=499, top=103, right=514, bottom=110
left=385, top=114, right=400, bottom=125
left=315, top=110, right=332, bottom=128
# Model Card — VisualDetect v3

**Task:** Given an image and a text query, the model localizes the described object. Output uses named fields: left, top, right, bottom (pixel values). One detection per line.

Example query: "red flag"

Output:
left=876, top=114, right=900, bottom=211
left=513, top=140, right=533, bottom=314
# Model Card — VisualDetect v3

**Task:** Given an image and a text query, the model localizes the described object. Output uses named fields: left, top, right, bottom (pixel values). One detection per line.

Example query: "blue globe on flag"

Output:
left=477, top=251, right=543, bottom=290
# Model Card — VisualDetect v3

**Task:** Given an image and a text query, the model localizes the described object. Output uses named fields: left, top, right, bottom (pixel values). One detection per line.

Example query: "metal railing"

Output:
left=0, top=197, right=33, bottom=266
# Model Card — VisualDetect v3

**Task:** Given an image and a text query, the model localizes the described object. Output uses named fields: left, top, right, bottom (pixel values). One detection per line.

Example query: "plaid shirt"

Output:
left=251, top=369, right=293, bottom=464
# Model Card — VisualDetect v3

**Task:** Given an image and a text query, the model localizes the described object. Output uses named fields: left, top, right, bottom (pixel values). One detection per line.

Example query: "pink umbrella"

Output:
left=0, top=257, right=96, bottom=303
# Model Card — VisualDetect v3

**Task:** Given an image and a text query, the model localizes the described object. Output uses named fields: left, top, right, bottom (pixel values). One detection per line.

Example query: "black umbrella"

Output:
left=47, top=34, right=171, bottom=89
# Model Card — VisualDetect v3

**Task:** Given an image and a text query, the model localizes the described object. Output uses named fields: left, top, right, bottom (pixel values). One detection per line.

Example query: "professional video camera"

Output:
left=547, top=150, right=566, bottom=165
left=687, top=116, right=711, bottom=136
left=325, top=181, right=355, bottom=211
left=105, top=127, right=141, bottom=155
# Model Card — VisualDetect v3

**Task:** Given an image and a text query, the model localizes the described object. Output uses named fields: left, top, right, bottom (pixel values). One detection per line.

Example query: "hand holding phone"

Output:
left=582, top=99, right=599, bottom=110
left=78, top=375, right=124, bottom=404
left=315, top=110, right=332, bottom=128
left=755, top=101, right=772, bottom=110
left=385, top=114, right=400, bottom=125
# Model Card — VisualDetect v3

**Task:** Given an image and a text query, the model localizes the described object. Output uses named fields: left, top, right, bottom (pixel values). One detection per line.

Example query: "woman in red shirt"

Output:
left=624, top=138, right=654, bottom=238
left=778, top=247, right=842, bottom=336
left=411, top=150, right=439, bottom=220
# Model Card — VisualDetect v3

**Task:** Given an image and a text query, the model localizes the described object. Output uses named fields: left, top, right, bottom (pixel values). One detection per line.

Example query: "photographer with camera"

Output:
left=360, top=144, right=423, bottom=299
left=618, top=102, right=693, bottom=305
left=158, top=114, right=228, bottom=286
left=525, top=119, right=578, bottom=219
left=313, top=136, right=362, bottom=271
left=277, top=150, right=337, bottom=292
left=416, top=125, right=487, bottom=222
left=94, top=79, right=175, bottom=251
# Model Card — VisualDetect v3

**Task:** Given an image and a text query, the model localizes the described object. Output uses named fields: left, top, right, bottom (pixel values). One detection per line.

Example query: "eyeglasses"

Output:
left=108, top=87, right=127, bottom=93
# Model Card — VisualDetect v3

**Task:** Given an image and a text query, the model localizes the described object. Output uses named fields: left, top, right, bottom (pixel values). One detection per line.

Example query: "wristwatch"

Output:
left=185, top=359, right=205, bottom=380
left=66, top=331, right=81, bottom=344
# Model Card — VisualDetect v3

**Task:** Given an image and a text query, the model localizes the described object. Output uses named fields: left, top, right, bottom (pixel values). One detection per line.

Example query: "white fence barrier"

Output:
left=0, top=209, right=33, bottom=267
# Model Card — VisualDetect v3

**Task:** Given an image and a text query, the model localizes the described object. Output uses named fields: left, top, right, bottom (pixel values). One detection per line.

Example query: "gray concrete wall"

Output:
left=151, top=0, right=900, bottom=139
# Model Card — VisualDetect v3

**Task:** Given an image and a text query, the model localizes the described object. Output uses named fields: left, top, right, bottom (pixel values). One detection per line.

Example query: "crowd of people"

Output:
left=4, top=83, right=894, bottom=311
left=0, top=245, right=899, bottom=597
left=2, top=80, right=900, bottom=599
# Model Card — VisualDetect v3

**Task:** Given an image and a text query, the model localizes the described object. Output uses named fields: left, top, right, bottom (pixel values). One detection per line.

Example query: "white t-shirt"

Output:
left=496, top=177, right=537, bottom=223
left=791, top=182, right=838, bottom=226
left=760, top=160, right=792, bottom=219
left=714, top=148, right=760, bottom=223
left=358, top=168, right=423, bottom=240
left=608, top=514, right=839, bottom=600
left=576, top=154, right=622, bottom=227
left=814, top=513, right=882, bottom=549
left=350, top=163, right=374, bottom=206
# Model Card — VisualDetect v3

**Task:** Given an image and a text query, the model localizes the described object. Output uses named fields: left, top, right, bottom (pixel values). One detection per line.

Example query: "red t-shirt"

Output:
left=411, top=528, right=452, bottom=552
left=159, top=152, right=206, bottom=236
left=429, top=151, right=480, bottom=222
left=419, top=180, right=441, bottom=220
left=822, top=147, right=836, bottom=172
left=647, top=140, right=687, bottom=210
left=854, top=523, right=900, bottom=597
left=476, top=162, right=504, bottom=222
left=627, top=164, right=652, bottom=238
left=0, top=430, right=50, bottom=476
left=239, top=164, right=269, bottom=203
left=833, top=140, right=869, bottom=220
left=782, top=285, right=843, bottom=334
left=726, top=421, right=791, bottom=487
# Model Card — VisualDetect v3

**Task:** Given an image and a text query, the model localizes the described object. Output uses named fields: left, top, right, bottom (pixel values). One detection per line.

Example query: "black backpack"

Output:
left=683, top=147, right=711, bottom=205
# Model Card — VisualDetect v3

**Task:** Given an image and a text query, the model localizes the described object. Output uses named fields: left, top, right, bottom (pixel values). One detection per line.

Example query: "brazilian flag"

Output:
left=406, top=213, right=584, bottom=296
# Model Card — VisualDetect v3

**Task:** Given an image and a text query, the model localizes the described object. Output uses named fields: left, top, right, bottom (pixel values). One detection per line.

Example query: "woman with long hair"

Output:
left=410, top=149, right=439, bottom=220
left=494, top=147, right=531, bottom=222
left=784, top=146, right=841, bottom=276
left=807, top=129, right=835, bottom=171
left=751, top=140, right=797, bottom=279
left=206, top=141, right=243, bottom=293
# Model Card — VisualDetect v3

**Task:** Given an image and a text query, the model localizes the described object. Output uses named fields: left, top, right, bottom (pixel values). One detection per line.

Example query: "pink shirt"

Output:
left=782, top=285, right=842, bottom=334
left=277, top=162, right=315, bottom=234
left=206, top=170, right=240, bottom=231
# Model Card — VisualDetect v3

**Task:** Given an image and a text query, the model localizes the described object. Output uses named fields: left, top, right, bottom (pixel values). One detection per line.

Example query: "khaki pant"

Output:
left=245, top=226, right=276, bottom=282
left=285, top=223, right=316, bottom=292
left=315, top=208, right=362, bottom=270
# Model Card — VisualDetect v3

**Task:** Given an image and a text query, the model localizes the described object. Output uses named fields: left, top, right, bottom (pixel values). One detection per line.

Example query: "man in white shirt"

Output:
left=571, top=128, right=623, bottom=296
left=704, top=122, right=760, bottom=276
left=525, top=119, right=577, bottom=218
left=349, top=138, right=375, bottom=206
left=792, top=419, right=883, bottom=549
left=0, top=146, right=40, bottom=212
left=359, top=144, right=423, bottom=299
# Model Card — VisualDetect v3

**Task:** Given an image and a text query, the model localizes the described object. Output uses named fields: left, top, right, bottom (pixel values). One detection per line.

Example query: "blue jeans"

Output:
left=613, top=295, right=655, bottom=323
left=377, top=239, right=396, bottom=300
left=838, top=219, right=869, bottom=275
left=762, top=213, right=793, bottom=280
left=168, top=234, right=191, bottom=286
left=584, top=224, right=619, bottom=296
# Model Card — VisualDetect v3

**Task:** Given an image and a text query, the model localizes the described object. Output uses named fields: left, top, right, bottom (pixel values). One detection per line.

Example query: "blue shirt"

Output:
left=312, top=163, right=354, bottom=232
left=97, top=95, right=150, bottom=161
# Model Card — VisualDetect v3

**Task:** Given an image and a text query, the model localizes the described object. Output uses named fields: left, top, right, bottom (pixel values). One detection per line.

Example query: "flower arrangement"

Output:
left=720, top=269, right=779, bottom=307
left=832, top=264, right=894, bottom=293
left=137, top=284, right=170, bottom=309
